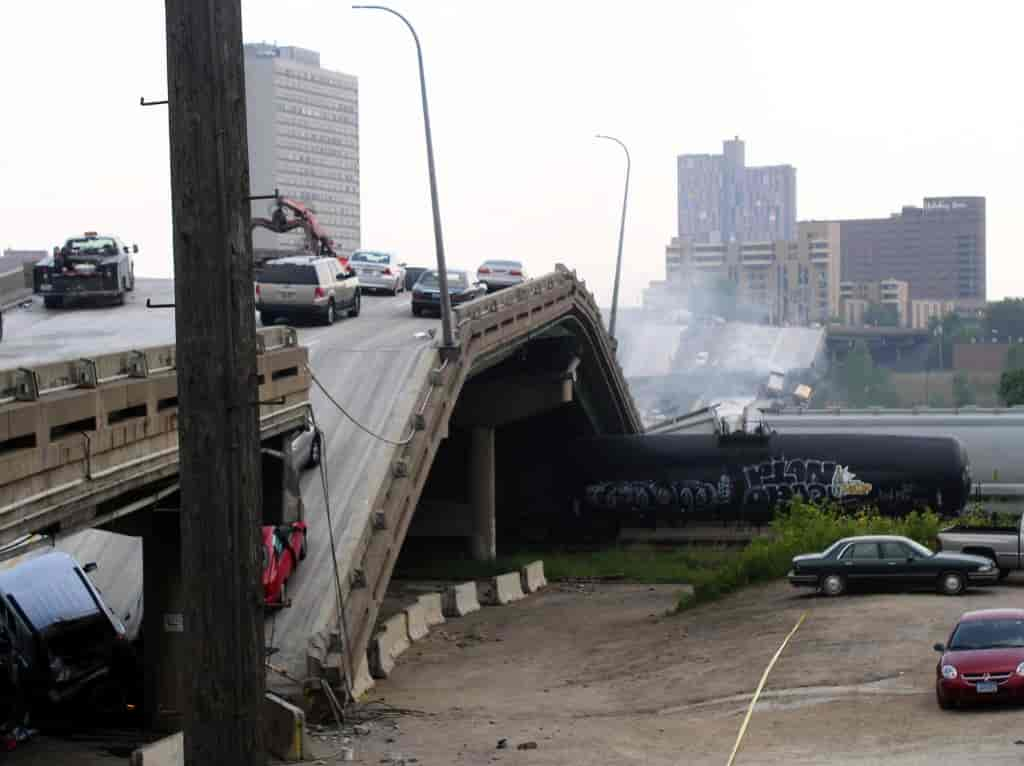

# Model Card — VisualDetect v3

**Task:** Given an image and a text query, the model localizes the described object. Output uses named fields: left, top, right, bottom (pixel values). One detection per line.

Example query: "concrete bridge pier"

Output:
left=469, top=427, right=496, bottom=562
left=142, top=508, right=185, bottom=733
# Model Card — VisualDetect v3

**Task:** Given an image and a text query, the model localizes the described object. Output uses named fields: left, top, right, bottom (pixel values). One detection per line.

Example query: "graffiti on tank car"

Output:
left=742, top=457, right=874, bottom=506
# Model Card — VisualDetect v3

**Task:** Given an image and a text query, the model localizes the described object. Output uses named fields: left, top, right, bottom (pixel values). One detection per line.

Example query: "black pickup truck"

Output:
left=33, top=232, right=136, bottom=308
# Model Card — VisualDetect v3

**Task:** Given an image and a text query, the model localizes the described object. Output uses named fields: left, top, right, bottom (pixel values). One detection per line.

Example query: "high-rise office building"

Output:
left=244, top=43, right=360, bottom=258
left=835, top=197, right=985, bottom=304
left=677, top=137, right=796, bottom=244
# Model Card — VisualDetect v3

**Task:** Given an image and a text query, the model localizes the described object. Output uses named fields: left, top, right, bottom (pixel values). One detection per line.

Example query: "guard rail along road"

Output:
left=0, top=325, right=310, bottom=548
left=306, top=264, right=641, bottom=702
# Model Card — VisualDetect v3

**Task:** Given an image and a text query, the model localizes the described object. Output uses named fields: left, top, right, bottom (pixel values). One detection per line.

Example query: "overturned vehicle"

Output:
left=552, top=430, right=972, bottom=540
left=0, top=552, right=137, bottom=728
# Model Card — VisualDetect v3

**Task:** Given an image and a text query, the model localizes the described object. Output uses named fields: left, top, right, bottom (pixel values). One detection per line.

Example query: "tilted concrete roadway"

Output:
left=1, top=278, right=443, bottom=679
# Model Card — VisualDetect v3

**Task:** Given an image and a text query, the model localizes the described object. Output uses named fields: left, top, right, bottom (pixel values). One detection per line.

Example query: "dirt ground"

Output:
left=320, top=577, right=1024, bottom=766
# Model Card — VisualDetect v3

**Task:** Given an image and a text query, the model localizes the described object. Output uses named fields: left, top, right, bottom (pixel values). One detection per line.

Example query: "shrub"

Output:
left=677, top=499, right=943, bottom=611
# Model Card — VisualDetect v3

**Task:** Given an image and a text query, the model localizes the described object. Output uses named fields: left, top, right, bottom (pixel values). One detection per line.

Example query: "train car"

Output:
left=558, top=432, right=971, bottom=537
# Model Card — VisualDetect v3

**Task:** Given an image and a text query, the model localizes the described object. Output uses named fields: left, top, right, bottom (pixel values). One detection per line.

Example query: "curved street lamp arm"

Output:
left=595, top=134, right=631, bottom=341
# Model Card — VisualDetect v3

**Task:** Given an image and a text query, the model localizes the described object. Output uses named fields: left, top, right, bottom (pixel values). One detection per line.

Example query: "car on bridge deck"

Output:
left=349, top=250, right=406, bottom=295
left=262, top=522, right=307, bottom=607
left=289, top=413, right=323, bottom=472
left=256, top=255, right=360, bottom=326
left=411, top=269, right=487, bottom=316
left=934, top=609, right=1024, bottom=709
left=476, top=259, right=527, bottom=292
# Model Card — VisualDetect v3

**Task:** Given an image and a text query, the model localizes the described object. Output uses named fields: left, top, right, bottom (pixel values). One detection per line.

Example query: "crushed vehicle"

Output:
left=0, top=551, right=135, bottom=728
left=262, top=522, right=307, bottom=607
left=33, top=232, right=136, bottom=308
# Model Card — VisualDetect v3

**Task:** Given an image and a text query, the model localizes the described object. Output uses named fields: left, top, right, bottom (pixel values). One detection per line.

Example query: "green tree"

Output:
left=985, top=298, right=1024, bottom=342
left=840, top=340, right=897, bottom=407
left=952, top=372, right=975, bottom=407
left=864, top=302, right=900, bottom=327
left=1006, top=344, right=1024, bottom=372
left=999, top=369, right=1024, bottom=406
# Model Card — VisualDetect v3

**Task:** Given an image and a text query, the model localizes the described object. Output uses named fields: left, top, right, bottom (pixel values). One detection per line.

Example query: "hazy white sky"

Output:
left=1, top=1, right=1021, bottom=307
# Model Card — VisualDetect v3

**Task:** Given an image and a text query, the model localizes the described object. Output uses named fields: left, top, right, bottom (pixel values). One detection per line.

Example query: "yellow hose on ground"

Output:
left=725, top=611, right=808, bottom=766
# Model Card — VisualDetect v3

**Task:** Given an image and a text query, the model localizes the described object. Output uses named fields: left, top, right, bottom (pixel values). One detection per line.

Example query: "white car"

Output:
left=476, top=260, right=527, bottom=292
left=349, top=251, right=406, bottom=295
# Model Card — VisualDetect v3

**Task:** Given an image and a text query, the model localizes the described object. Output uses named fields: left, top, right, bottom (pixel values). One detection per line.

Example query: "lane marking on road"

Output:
left=725, top=610, right=808, bottom=766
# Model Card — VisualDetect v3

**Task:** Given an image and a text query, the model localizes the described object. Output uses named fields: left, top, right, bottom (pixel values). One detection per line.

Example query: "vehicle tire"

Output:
left=260, top=311, right=277, bottom=327
left=998, top=568, right=1012, bottom=581
left=44, top=295, right=63, bottom=309
left=116, top=291, right=126, bottom=306
left=939, top=572, right=965, bottom=596
left=307, top=435, right=321, bottom=468
left=299, top=535, right=308, bottom=561
left=412, top=306, right=420, bottom=317
left=388, top=283, right=398, bottom=297
left=820, top=574, right=846, bottom=597
left=322, top=300, right=336, bottom=326
left=348, top=289, right=361, bottom=318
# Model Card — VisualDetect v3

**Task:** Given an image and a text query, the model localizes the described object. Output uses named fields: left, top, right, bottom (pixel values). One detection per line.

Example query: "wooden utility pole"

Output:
left=164, top=2, right=264, bottom=764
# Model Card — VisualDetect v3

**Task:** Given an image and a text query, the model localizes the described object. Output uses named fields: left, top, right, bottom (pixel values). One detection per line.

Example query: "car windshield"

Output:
left=822, top=539, right=849, bottom=558
left=350, top=251, right=390, bottom=265
left=65, top=237, right=117, bottom=254
left=949, top=619, right=1024, bottom=650
left=418, top=271, right=468, bottom=288
left=258, top=264, right=318, bottom=285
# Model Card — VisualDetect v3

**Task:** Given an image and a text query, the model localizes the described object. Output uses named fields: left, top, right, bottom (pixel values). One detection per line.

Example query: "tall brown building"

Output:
left=835, top=197, right=985, bottom=304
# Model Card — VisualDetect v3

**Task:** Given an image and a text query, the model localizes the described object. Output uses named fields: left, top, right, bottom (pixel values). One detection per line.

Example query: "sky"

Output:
left=1, top=0, right=1021, bottom=308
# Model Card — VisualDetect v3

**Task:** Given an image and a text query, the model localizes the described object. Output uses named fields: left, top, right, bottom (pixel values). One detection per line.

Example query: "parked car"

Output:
left=934, top=609, right=1024, bottom=709
left=349, top=251, right=405, bottom=295
left=0, top=552, right=131, bottom=718
left=404, top=266, right=430, bottom=292
left=937, top=514, right=1024, bottom=580
left=787, top=535, right=997, bottom=597
left=411, top=270, right=487, bottom=316
left=256, top=256, right=360, bottom=326
left=262, top=522, right=307, bottom=607
left=289, top=414, right=323, bottom=472
left=476, top=260, right=526, bottom=292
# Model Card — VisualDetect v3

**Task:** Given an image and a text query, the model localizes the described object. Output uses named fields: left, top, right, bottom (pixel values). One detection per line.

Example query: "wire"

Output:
left=310, top=404, right=355, bottom=708
left=305, top=363, right=416, bottom=446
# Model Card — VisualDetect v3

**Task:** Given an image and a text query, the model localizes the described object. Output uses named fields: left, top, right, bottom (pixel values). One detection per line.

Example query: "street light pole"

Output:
left=595, top=134, right=630, bottom=340
left=353, top=4, right=456, bottom=350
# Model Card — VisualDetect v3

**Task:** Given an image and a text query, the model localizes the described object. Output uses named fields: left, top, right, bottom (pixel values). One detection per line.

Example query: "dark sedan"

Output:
left=411, top=269, right=486, bottom=316
left=934, top=609, right=1024, bottom=709
left=787, top=535, right=997, bottom=597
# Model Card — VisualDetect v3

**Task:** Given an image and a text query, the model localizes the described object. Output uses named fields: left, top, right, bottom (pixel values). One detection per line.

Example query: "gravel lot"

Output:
left=326, top=576, right=1024, bottom=765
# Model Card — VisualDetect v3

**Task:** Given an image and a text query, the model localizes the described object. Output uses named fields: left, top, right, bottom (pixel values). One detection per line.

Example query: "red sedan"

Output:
left=935, top=608, right=1024, bottom=709
left=262, top=522, right=307, bottom=607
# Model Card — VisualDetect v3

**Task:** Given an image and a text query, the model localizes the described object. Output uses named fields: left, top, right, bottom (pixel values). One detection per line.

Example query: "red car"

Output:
left=262, top=522, right=307, bottom=607
left=935, top=608, right=1024, bottom=709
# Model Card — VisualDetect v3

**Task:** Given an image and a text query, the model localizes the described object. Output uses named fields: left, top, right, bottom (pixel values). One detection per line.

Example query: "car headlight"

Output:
left=1016, top=662, right=1024, bottom=677
left=941, top=665, right=958, bottom=680
left=978, top=563, right=993, bottom=572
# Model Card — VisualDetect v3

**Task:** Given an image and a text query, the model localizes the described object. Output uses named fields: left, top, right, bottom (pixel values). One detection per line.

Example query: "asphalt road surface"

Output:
left=1, top=280, right=442, bottom=682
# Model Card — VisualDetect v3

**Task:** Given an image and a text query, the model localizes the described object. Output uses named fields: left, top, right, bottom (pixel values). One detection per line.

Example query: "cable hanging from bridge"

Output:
left=304, top=363, right=418, bottom=447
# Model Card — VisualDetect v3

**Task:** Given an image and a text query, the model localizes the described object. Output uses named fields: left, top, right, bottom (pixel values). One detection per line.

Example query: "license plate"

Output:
left=976, top=681, right=998, bottom=693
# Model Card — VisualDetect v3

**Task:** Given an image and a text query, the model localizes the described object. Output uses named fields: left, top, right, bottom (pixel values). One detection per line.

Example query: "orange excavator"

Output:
left=251, top=196, right=349, bottom=270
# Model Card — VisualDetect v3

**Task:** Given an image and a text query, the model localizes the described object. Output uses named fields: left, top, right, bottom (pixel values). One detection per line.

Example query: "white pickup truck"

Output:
left=936, top=515, right=1024, bottom=580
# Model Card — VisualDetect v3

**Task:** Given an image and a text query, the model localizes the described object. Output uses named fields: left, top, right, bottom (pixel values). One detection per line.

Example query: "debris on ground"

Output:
left=496, top=738, right=508, bottom=749
left=517, top=741, right=538, bottom=750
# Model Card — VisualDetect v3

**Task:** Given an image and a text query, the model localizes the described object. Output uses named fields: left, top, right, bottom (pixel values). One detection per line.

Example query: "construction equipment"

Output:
left=252, top=196, right=348, bottom=269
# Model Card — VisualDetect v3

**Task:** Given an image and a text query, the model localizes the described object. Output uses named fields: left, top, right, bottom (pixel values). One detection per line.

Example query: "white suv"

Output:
left=256, top=256, right=361, bottom=326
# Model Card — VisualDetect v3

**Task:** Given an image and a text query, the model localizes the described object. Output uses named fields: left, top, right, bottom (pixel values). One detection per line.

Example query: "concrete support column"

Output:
left=143, top=509, right=185, bottom=733
left=469, top=426, right=496, bottom=561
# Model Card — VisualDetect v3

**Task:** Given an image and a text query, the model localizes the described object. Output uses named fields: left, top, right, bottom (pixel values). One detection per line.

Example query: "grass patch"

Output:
left=395, top=501, right=946, bottom=614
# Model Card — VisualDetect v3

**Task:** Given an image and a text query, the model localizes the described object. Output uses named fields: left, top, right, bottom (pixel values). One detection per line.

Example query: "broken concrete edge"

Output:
left=520, top=560, right=547, bottom=593
left=130, top=732, right=183, bottom=766
left=478, top=571, right=526, bottom=606
left=442, top=580, right=481, bottom=617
